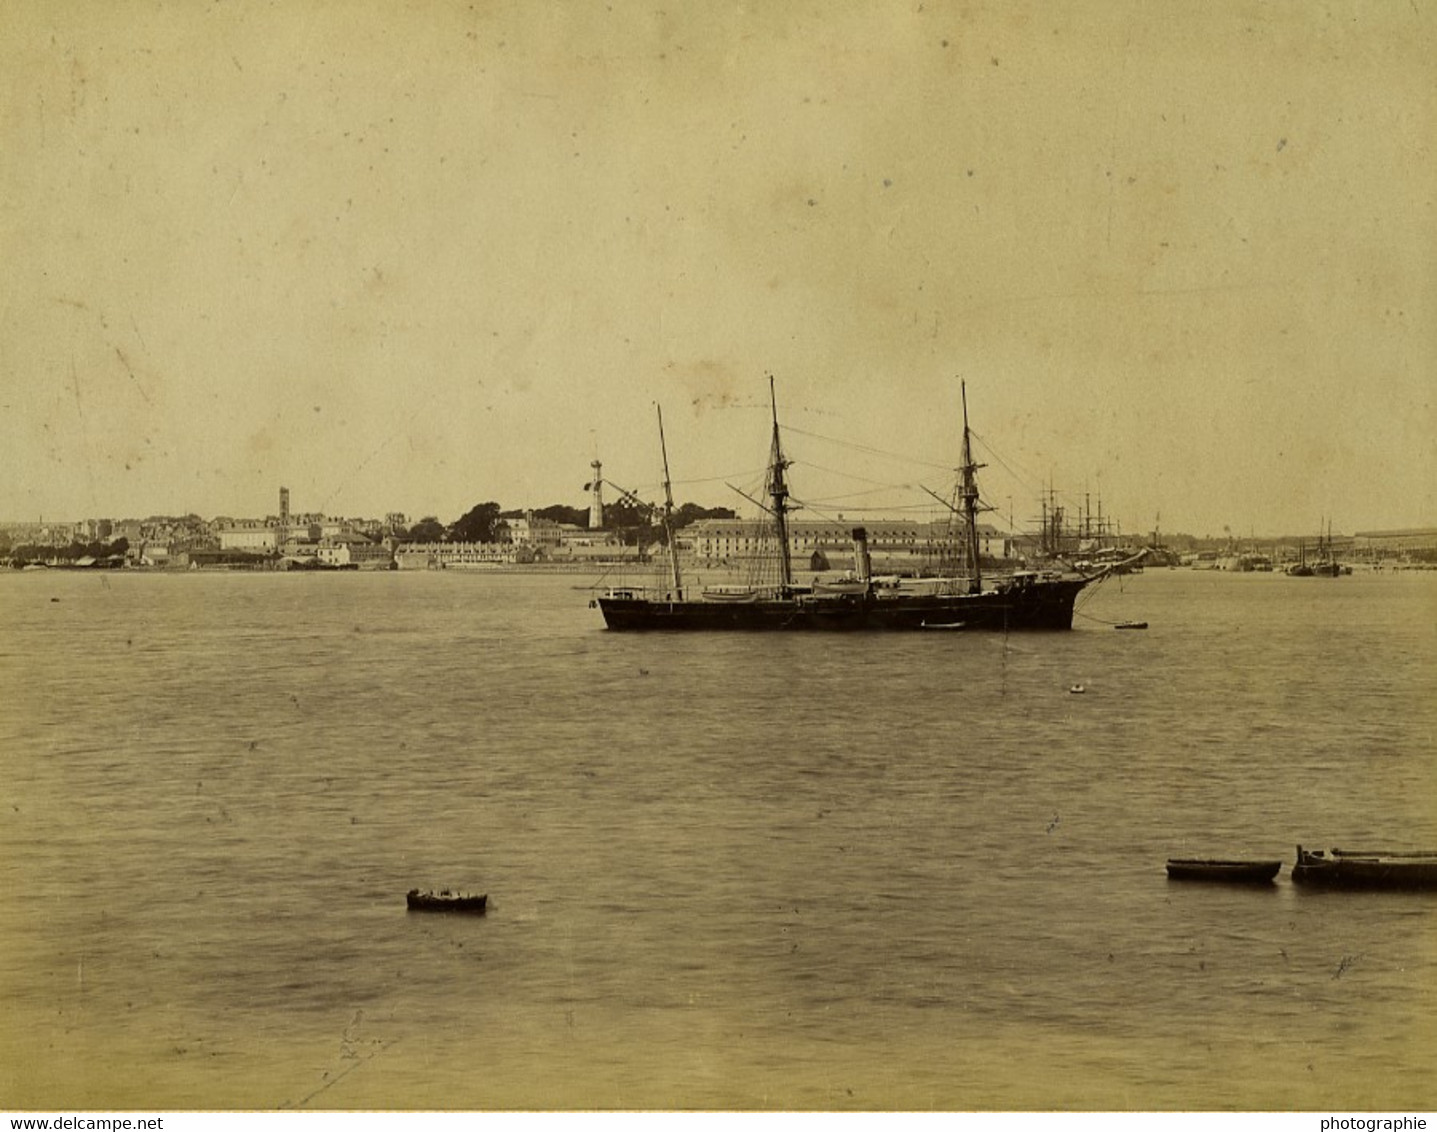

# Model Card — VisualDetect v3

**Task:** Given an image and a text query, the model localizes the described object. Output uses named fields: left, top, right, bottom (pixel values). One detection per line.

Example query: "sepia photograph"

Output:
left=2, top=0, right=1434, bottom=1118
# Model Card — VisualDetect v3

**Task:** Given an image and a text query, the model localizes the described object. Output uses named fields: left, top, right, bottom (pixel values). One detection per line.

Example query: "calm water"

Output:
left=1, top=567, right=1434, bottom=1110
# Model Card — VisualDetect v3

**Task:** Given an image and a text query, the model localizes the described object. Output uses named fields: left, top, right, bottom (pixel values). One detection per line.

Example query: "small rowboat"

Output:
left=702, top=586, right=764, bottom=603
left=811, top=579, right=869, bottom=596
left=406, top=889, right=488, bottom=913
left=1115, top=620, right=1148, bottom=630
left=1165, top=859, right=1282, bottom=884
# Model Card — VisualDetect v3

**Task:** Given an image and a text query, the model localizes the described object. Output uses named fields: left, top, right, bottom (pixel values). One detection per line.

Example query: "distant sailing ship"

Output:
left=592, top=380, right=1130, bottom=631
left=1310, top=520, right=1344, bottom=577
left=1287, top=521, right=1347, bottom=577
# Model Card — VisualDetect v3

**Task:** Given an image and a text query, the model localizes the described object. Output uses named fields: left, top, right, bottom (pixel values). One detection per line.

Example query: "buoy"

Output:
left=1069, top=684, right=1086, bottom=694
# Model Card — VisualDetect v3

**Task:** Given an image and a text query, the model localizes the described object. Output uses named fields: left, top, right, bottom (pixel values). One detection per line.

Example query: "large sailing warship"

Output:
left=593, top=381, right=1117, bottom=631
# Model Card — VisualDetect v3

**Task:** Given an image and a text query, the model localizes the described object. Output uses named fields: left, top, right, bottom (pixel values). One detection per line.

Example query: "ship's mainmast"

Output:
left=766, top=375, right=795, bottom=590
left=959, top=381, right=984, bottom=594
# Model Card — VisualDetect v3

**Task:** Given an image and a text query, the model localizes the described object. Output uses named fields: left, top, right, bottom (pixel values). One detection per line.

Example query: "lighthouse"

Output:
left=588, top=460, right=604, bottom=530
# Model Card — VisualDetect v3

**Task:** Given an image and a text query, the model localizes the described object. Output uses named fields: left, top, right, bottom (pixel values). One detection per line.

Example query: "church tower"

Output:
left=278, top=486, right=290, bottom=552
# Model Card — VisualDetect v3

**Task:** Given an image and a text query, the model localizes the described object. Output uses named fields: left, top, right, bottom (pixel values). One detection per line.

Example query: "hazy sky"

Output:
left=3, top=1, right=1433, bottom=537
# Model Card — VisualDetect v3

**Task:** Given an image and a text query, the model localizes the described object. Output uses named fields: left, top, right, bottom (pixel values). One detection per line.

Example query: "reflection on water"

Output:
left=1, top=569, right=1434, bottom=1108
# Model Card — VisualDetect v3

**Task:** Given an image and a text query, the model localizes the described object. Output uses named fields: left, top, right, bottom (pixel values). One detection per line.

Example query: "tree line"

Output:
left=403, top=500, right=736, bottom=547
left=4, top=537, right=131, bottom=566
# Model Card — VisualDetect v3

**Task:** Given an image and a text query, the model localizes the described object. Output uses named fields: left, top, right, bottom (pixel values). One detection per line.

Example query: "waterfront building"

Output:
left=1352, top=528, right=1437, bottom=560
left=218, top=522, right=280, bottom=552
left=394, top=541, right=533, bottom=569
left=506, top=512, right=563, bottom=550
left=134, top=543, right=174, bottom=567
left=557, top=523, right=622, bottom=549
left=684, top=517, right=1013, bottom=569
left=315, top=533, right=394, bottom=569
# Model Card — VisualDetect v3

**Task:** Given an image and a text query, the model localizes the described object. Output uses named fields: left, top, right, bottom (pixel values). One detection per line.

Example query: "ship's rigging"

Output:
left=589, top=380, right=1130, bottom=631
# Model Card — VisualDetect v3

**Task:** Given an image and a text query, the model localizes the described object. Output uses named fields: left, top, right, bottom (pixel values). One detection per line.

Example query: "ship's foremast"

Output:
left=960, top=381, right=984, bottom=595
left=656, top=404, right=683, bottom=597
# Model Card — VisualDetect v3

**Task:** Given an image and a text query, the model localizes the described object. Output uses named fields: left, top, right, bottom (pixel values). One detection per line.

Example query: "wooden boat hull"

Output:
left=406, top=889, right=488, bottom=913
left=596, top=576, right=1091, bottom=632
left=1165, top=859, right=1281, bottom=884
left=1291, top=847, right=1437, bottom=891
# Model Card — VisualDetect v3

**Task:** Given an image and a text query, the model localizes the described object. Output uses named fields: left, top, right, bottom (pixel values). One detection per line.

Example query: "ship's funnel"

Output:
left=851, top=527, right=871, bottom=582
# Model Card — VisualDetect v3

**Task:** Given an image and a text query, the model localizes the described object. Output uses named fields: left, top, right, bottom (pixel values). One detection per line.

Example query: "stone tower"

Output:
left=589, top=460, right=604, bottom=530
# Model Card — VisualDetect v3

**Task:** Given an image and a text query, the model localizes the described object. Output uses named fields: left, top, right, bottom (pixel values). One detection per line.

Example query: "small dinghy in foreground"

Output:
left=406, top=889, right=488, bottom=913
left=1165, top=859, right=1282, bottom=884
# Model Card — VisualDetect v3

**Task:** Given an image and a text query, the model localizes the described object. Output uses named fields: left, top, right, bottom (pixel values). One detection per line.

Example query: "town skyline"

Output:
left=2, top=474, right=1427, bottom=547
left=4, top=5, right=1433, bottom=543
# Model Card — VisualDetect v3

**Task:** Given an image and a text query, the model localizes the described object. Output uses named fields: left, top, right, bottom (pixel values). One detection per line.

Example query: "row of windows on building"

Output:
left=683, top=520, right=1007, bottom=559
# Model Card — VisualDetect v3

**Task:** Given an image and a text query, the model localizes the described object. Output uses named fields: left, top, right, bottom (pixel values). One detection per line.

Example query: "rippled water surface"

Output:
left=2, top=568, right=1434, bottom=1109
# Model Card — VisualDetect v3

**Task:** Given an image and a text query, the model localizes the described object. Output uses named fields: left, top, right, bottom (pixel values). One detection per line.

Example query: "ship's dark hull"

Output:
left=596, top=577, right=1091, bottom=631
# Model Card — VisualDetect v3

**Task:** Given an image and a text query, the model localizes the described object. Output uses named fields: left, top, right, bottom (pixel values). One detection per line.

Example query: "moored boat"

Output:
left=406, top=889, right=488, bottom=913
left=1309, top=520, right=1345, bottom=577
left=593, top=382, right=1129, bottom=632
left=1291, top=847, right=1437, bottom=891
left=1165, top=858, right=1282, bottom=884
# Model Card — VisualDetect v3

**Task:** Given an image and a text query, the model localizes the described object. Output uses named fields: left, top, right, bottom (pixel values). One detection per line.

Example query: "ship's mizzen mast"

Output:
left=656, top=404, right=683, bottom=597
left=960, top=381, right=984, bottom=594
left=766, top=375, right=795, bottom=590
